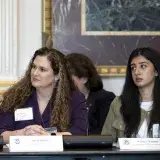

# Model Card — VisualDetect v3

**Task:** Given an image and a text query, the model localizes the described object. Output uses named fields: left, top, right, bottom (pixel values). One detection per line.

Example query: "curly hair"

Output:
left=0, top=47, right=74, bottom=131
left=65, top=53, right=103, bottom=92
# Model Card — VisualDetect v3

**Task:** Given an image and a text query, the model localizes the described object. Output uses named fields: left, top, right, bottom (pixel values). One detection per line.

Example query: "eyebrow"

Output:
left=32, top=63, right=48, bottom=69
left=130, top=61, right=149, bottom=66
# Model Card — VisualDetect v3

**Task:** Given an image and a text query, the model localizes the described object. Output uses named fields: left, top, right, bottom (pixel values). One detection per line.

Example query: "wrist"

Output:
left=14, top=129, right=25, bottom=136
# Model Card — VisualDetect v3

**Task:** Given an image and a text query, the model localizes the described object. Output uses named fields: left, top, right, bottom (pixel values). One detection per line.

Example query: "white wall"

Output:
left=103, top=77, right=125, bottom=96
left=18, top=0, right=125, bottom=96
left=18, top=0, right=42, bottom=77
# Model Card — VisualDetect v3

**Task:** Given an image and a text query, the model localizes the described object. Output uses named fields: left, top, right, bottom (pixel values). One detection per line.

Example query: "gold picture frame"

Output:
left=42, top=0, right=127, bottom=76
left=0, top=81, right=16, bottom=95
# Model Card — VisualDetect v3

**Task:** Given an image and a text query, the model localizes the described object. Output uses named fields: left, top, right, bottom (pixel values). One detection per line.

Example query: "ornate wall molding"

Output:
left=0, top=81, right=16, bottom=95
left=0, top=0, right=18, bottom=80
left=0, top=0, right=18, bottom=94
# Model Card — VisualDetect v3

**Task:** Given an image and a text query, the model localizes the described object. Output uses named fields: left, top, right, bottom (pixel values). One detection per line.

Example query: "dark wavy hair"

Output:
left=0, top=47, right=74, bottom=131
left=65, top=53, right=103, bottom=92
left=120, top=47, right=160, bottom=137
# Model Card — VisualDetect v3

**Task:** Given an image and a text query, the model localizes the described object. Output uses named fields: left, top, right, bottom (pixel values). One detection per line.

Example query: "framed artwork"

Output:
left=42, top=0, right=160, bottom=76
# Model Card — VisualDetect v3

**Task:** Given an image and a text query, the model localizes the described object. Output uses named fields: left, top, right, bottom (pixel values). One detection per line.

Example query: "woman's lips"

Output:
left=136, top=78, right=143, bottom=82
left=32, top=78, right=40, bottom=81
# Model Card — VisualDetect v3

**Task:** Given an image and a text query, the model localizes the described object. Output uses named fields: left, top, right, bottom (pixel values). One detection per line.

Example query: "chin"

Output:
left=134, top=82, right=144, bottom=88
left=136, top=84, right=145, bottom=88
left=31, top=82, right=41, bottom=88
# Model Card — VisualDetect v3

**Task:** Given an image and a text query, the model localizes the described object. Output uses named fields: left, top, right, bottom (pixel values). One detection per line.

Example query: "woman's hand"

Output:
left=19, top=125, right=72, bottom=136
left=23, top=125, right=46, bottom=136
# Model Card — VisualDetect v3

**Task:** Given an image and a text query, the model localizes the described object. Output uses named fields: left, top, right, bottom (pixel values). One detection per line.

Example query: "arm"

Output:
left=94, top=91, right=116, bottom=134
left=97, top=92, right=115, bottom=133
left=2, top=125, right=49, bottom=143
left=67, top=91, right=88, bottom=135
left=0, top=111, right=46, bottom=143
left=101, top=97, right=119, bottom=140
left=2, top=130, right=24, bottom=144
left=0, top=111, right=24, bottom=144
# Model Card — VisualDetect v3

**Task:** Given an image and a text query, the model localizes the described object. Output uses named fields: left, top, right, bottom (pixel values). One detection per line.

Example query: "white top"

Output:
left=136, top=101, right=153, bottom=138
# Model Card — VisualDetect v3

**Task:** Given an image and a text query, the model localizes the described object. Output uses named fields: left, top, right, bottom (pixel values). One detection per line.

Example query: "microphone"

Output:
left=84, top=101, right=90, bottom=136
left=86, top=103, right=91, bottom=136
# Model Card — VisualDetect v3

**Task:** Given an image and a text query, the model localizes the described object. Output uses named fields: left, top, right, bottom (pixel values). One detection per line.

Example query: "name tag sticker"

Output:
left=14, top=107, right=33, bottom=121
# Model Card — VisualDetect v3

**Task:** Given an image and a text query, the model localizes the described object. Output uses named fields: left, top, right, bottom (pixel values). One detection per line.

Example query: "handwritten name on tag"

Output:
left=14, top=107, right=33, bottom=121
left=118, top=138, right=160, bottom=150
left=9, top=136, right=63, bottom=152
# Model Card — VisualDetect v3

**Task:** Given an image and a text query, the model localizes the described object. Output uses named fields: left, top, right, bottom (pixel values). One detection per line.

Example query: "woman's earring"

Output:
left=54, top=77, right=58, bottom=81
left=54, top=76, right=59, bottom=82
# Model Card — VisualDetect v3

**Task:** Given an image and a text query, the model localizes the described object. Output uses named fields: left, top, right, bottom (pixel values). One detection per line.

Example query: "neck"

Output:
left=139, top=83, right=154, bottom=102
left=80, top=86, right=90, bottom=99
left=36, top=85, right=54, bottom=101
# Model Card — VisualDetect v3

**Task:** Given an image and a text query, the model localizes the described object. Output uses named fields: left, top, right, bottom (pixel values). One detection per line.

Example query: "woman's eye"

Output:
left=32, top=65, right=36, bottom=69
left=141, top=65, right=146, bottom=69
left=40, top=68, right=46, bottom=72
left=131, top=67, right=136, bottom=71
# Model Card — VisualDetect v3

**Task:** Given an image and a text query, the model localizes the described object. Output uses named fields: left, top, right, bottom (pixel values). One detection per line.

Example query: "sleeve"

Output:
left=95, top=92, right=116, bottom=134
left=67, top=92, right=88, bottom=135
left=0, top=111, right=15, bottom=135
left=88, top=91, right=115, bottom=134
left=101, top=97, right=119, bottom=139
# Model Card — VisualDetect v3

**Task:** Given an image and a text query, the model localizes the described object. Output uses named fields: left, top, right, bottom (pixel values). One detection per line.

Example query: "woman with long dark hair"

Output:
left=102, top=47, right=160, bottom=139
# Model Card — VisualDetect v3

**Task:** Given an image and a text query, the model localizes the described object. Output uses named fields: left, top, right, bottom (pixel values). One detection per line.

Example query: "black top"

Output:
left=87, top=89, right=115, bottom=134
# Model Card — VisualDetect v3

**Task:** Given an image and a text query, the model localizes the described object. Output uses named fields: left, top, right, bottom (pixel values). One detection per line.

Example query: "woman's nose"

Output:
left=33, top=68, right=39, bottom=75
left=135, top=68, right=141, bottom=75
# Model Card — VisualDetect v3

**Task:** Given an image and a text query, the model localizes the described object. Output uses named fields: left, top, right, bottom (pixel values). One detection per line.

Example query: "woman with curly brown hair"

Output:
left=0, top=47, right=87, bottom=143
